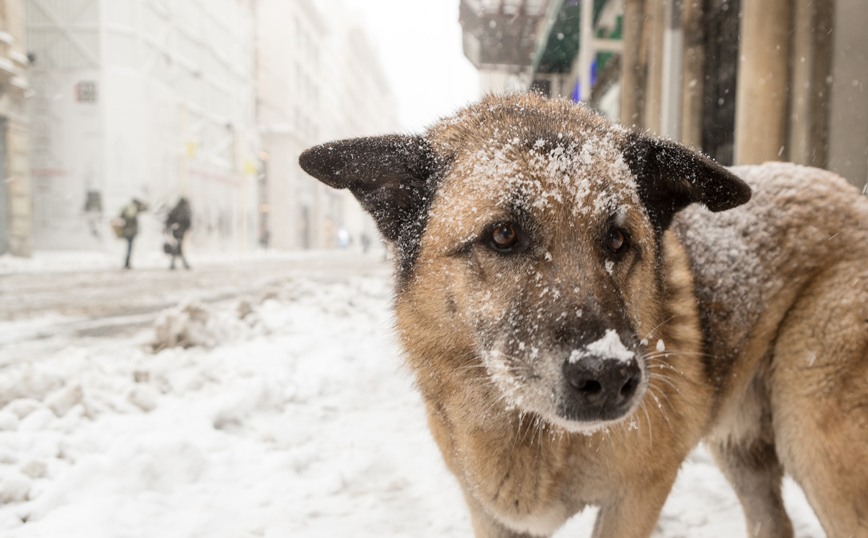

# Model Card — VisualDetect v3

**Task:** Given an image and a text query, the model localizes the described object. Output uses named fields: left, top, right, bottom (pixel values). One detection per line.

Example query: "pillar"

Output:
left=620, top=0, right=646, bottom=128
left=733, top=0, right=792, bottom=165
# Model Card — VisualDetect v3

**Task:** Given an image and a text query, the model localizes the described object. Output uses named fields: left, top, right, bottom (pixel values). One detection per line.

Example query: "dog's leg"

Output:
left=708, top=438, right=793, bottom=538
left=770, top=267, right=868, bottom=538
left=707, top=365, right=794, bottom=538
left=590, top=473, right=678, bottom=538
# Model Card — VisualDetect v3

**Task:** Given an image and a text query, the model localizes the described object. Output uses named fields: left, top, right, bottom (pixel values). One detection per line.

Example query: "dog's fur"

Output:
left=299, top=94, right=868, bottom=538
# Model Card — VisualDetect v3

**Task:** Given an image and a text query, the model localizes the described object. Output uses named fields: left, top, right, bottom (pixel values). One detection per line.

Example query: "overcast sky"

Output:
left=341, top=0, right=482, bottom=133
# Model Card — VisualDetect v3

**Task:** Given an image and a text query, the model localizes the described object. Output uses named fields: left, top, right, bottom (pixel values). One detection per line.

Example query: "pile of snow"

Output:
left=0, top=275, right=467, bottom=537
left=150, top=298, right=263, bottom=351
left=0, top=272, right=823, bottom=537
left=569, top=329, right=635, bottom=363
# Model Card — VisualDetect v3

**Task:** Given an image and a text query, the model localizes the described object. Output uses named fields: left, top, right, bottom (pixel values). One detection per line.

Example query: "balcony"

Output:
left=459, top=0, right=552, bottom=71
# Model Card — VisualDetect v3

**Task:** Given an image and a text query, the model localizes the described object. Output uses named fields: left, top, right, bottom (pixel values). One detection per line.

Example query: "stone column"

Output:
left=681, top=0, right=704, bottom=149
left=643, top=0, right=666, bottom=134
left=733, top=0, right=793, bottom=165
left=788, top=0, right=833, bottom=167
left=660, top=0, right=684, bottom=140
left=620, top=0, right=646, bottom=128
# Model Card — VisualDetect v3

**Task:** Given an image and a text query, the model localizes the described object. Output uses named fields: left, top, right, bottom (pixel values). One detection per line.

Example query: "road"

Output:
left=0, top=251, right=391, bottom=364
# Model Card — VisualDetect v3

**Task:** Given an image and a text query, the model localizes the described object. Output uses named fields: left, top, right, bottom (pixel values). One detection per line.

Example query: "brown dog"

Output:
left=299, top=93, right=868, bottom=538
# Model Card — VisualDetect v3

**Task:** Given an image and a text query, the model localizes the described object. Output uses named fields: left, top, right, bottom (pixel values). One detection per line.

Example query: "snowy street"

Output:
left=0, top=251, right=387, bottom=364
left=0, top=252, right=824, bottom=537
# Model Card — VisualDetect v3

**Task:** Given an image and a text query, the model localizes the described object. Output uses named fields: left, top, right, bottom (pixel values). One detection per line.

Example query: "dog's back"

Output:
left=675, top=163, right=868, bottom=537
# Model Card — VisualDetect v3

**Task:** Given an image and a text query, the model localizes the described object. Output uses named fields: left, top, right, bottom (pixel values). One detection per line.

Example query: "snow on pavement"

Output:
left=0, top=269, right=824, bottom=537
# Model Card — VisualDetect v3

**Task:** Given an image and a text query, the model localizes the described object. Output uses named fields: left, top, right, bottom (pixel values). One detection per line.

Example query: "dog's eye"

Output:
left=606, top=228, right=628, bottom=254
left=491, top=223, right=518, bottom=250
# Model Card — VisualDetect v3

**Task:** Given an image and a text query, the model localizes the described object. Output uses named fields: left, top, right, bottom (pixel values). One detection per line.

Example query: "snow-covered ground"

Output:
left=0, top=253, right=824, bottom=537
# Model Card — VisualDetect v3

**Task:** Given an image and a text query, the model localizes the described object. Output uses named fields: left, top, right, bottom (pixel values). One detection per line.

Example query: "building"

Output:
left=26, top=0, right=260, bottom=254
left=461, top=0, right=868, bottom=191
left=256, top=0, right=399, bottom=251
left=0, top=0, right=31, bottom=257
left=459, top=0, right=550, bottom=93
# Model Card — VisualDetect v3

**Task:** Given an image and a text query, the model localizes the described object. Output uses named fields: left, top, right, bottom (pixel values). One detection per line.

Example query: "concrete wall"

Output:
left=827, top=0, right=868, bottom=190
left=29, top=66, right=103, bottom=250
left=5, top=103, right=31, bottom=257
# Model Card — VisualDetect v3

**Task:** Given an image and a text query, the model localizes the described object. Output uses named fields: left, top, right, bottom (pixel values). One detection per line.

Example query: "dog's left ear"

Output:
left=623, top=133, right=751, bottom=232
left=298, top=135, right=439, bottom=245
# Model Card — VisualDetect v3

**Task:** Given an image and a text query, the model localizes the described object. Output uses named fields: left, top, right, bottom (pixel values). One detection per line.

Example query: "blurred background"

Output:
left=0, top=0, right=865, bottom=261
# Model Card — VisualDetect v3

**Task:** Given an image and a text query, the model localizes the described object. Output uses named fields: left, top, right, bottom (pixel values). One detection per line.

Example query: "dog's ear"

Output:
left=623, top=133, right=751, bottom=232
left=298, top=135, right=439, bottom=244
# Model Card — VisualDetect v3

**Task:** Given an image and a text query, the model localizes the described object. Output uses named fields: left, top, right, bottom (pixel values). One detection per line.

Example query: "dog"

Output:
left=299, top=93, right=868, bottom=538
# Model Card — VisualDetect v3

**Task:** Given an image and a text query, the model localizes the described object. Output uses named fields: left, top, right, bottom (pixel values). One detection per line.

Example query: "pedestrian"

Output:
left=83, top=190, right=103, bottom=239
left=165, top=197, right=192, bottom=270
left=119, top=198, right=147, bottom=270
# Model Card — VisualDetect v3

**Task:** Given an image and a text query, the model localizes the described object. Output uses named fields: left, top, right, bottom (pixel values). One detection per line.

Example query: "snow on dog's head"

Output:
left=299, top=94, right=751, bottom=433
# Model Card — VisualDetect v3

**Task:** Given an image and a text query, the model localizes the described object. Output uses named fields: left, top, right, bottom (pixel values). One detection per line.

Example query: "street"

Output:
left=0, top=251, right=389, bottom=365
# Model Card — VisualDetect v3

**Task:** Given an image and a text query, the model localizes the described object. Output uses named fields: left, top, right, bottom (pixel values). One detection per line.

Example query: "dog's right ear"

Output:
left=299, top=135, right=440, bottom=245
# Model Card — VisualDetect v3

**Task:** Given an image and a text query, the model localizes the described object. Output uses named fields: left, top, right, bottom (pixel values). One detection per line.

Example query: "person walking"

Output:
left=165, top=197, right=192, bottom=270
left=119, top=198, right=147, bottom=270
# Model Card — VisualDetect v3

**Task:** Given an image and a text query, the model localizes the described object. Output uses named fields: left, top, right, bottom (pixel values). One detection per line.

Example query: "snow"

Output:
left=569, top=329, right=635, bottom=363
left=0, top=255, right=823, bottom=537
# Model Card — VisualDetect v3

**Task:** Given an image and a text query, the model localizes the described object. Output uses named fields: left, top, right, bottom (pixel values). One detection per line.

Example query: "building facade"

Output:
left=628, top=0, right=868, bottom=189
left=0, top=0, right=30, bottom=257
left=26, top=0, right=260, bottom=254
left=462, top=0, right=868, bottom=191
left=256, top=0, right=399, bottom=251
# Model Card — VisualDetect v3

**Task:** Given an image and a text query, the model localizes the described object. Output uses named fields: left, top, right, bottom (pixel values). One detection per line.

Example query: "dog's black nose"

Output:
left=562, top=355, right=642, bottom=414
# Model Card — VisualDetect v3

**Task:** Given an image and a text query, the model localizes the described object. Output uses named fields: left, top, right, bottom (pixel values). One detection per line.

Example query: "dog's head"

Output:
left=300, top=94, right=750, bottom=433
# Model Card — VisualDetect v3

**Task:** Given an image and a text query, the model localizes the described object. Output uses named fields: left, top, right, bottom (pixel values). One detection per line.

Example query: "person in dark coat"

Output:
left=165, top=197, right=192, bottom=270
left=120, top=198, right=147, bottom=269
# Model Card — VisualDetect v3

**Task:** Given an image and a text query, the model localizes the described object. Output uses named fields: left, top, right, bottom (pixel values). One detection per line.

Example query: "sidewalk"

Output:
left=0, top=247, right=381, bottom=275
